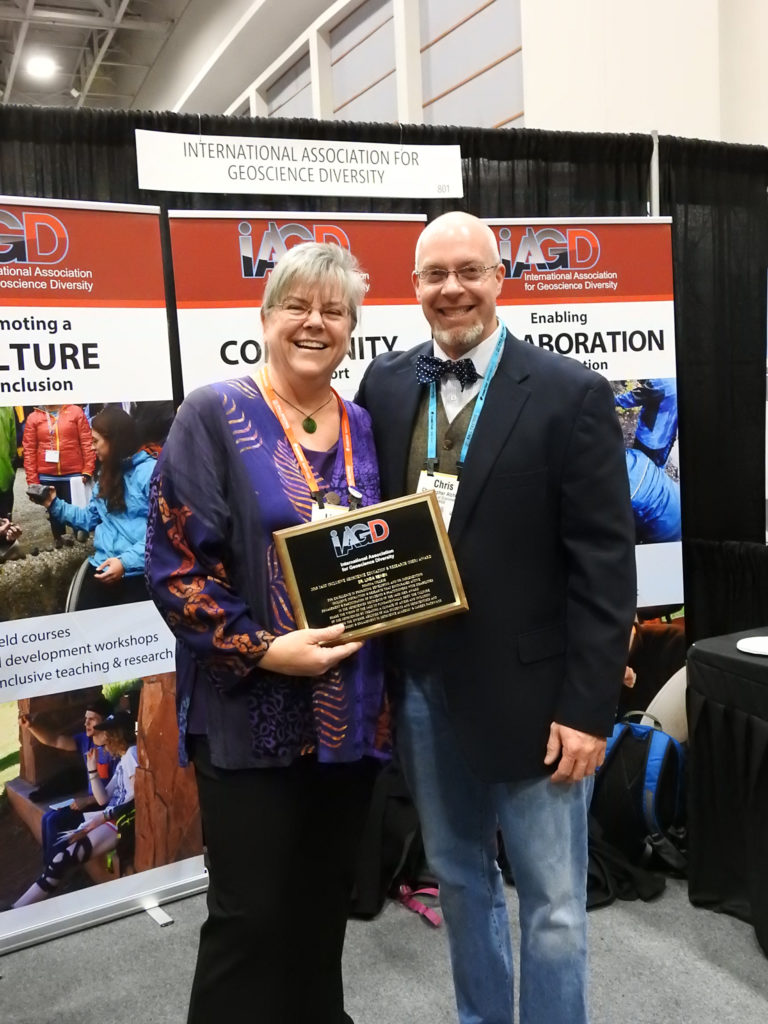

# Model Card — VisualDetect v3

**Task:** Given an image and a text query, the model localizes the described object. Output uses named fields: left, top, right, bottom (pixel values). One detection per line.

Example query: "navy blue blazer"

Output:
left=357, top=333, right=637, bottom=782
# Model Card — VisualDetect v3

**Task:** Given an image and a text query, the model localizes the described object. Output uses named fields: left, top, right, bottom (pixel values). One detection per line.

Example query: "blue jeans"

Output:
left=398, top=675, right=592, bottom=1024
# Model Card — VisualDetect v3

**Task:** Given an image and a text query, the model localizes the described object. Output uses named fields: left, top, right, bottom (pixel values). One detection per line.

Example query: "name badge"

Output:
left=416, top=470, right=459, bottom=529
left=44, top=449, right=60, bottom=464
left=310, top=502, right=349, bottom=523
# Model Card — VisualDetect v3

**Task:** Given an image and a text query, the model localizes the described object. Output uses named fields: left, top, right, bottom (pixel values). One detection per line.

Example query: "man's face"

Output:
left=413, top=218, right=505, bottom=359
left=83, top=710, right=103, bottom=737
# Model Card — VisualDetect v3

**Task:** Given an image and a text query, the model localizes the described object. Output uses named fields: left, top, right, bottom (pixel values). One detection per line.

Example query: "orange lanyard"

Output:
left=45, top=410, right=61, bottom=452
left=257, top=367, right=356, bottom=502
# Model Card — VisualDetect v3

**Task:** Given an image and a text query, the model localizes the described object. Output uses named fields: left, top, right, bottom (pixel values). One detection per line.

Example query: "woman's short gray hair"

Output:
left=261, top=242, right=368, bottom=328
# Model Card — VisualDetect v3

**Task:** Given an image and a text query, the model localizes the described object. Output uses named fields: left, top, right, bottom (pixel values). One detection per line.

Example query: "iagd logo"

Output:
left=330, top=518, right=390, bottom=558
left=239, top=220, right=351, bottom=279
left=0, top=209, right=69, bottom=265
left=499, top=225, right=601, bottom=279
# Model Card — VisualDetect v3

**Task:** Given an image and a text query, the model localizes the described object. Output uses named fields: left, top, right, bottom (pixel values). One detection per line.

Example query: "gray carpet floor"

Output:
left=1, top=878, right=767, bottom=1023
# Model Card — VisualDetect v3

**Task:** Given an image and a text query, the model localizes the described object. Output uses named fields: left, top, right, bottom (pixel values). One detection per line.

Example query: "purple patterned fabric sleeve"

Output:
left=145, top=389, right=275, bottom=690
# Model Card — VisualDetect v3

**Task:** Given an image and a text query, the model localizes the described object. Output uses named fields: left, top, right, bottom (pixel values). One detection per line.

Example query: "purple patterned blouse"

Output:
left=145, top=377, right=390, bottom=770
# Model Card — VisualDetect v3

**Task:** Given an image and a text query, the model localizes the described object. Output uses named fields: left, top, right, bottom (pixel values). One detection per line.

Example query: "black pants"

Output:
left=0, top=483, right=13, bottom=520
left=73, top=568, right=148, bottom=611
left=47, top=478, right=74, bottom=539
left=188, top=739, right=377, bottom=1024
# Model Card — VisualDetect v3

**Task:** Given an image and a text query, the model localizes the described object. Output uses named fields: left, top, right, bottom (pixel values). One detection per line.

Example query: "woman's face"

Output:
left=98, top=730, right=126, bottom=757
left=91, top=429, right=109, bottom=462
left=261, top=283, right=352, bottom=388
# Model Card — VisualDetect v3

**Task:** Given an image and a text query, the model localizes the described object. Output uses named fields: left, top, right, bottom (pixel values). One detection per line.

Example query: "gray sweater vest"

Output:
left=406, top=390, right=479, bottom=492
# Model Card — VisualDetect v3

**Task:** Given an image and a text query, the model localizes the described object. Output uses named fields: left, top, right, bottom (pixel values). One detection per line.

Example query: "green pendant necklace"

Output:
left=271, top=388, right=333, bottom=434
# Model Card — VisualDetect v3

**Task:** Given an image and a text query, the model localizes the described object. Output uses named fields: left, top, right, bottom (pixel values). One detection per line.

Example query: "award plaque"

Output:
left=273, top=490, right=468, bottom=642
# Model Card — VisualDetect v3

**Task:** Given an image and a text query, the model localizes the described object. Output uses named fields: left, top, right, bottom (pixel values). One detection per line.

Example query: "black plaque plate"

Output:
left=273, top=490, right=468, bottom=642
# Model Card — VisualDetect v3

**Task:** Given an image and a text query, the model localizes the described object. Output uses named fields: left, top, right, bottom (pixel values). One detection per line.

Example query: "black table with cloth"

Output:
left=686, top=627, right=768, bottom=956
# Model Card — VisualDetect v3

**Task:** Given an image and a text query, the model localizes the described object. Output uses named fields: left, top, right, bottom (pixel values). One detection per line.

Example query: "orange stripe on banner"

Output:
left=501, top=293, right=673, bottom=306
left=175, top=297, right=417, bottom=309
left=0, top=297, right=167, bottom=308
left=176, top=300, right=262, bottom=309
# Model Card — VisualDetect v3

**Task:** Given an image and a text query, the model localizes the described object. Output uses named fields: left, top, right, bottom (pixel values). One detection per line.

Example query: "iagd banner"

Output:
left=0, top=198, right=198, bottom=950
left=168, top=211, right=428, bottom=398
left=488, top=217, right=681, bottom=608
left=0, top=198, right=172, bottom=403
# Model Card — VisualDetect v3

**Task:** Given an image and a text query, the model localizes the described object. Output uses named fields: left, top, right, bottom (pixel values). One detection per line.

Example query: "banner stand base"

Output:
left=0, top=856, right=207, bottom=956
left=145, top=904, right=175, bottom=927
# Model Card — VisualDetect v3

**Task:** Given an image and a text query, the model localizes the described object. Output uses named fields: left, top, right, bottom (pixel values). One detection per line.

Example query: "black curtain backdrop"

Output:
left=659, top=138, right=768, bottom=638
left=0, top=106, right=765, bottom=640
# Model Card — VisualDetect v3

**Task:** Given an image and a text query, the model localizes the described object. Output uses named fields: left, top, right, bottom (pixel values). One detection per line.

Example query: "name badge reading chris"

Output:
left=416, top=470, right=459, bottom=529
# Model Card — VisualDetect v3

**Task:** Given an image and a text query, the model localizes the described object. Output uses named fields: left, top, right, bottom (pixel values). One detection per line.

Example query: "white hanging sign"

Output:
left=135, top=129, right=464, bottom=199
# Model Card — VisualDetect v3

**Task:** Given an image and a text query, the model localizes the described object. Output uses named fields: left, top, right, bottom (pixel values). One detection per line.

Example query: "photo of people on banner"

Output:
left=0, top=672, right=201, bottom=913
left=1, top=400, right=173, bottom=616
left=0, top=402, right=200, bottom=920
left=613, top=377, right=680, bottom=545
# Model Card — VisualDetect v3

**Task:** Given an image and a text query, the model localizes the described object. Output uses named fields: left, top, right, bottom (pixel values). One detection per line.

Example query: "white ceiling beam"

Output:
left=2, top=0, right=35, bottom=105
left=224, top=0, right=366, bottom=117
left=249, top=88, right=268, bottom=117
left=393, top=0, right=423, bottom=123
left=309, top=26, right=333, bottom=119
left=75, top=0, right=131, bottom=108
left=182, top=0, right=361, bottom=115
left=0, top=6, right=170, bottom=32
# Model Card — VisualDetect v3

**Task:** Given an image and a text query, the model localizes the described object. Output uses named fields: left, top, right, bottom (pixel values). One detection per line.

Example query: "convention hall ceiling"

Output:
left=0, top=0, right=190, bottom=109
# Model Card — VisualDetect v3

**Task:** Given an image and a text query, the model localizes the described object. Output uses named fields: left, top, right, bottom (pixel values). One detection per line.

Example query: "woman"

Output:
left=40, top=406, right=155, bottom=609
left=12, top=712, right=137, bottom=908
left=145, top=242, right=389, bottom=1024
left=23, top=403, right=95, bottom=545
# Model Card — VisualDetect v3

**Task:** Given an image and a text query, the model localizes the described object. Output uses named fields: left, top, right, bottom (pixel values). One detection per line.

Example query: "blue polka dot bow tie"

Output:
left=415, top=354, right=481, bottom=391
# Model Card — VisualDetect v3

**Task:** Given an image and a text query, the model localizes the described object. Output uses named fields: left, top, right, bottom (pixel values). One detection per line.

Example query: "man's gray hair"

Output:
left=262, top=242, right=368, bottom=328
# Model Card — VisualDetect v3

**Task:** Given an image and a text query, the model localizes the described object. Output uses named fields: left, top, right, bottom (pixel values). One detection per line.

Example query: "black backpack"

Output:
left=350, top=759, right=440, bottom=925
left=590, top=711, right=687, bottom=875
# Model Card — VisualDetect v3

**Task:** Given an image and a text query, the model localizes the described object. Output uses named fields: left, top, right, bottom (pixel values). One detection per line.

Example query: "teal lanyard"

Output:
left=426, top=322, right=507, bottom=476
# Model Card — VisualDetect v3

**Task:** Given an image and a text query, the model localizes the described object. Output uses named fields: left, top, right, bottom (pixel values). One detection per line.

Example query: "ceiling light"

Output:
left=26, top=55, right=57, bottom=80
left=70, top=87, right=80, bottom=98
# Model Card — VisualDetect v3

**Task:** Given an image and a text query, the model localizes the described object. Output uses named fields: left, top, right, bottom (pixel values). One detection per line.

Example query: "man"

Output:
left=357, top=212, right=636, bottom=1024
left=19, top=696, right=116, bottom=862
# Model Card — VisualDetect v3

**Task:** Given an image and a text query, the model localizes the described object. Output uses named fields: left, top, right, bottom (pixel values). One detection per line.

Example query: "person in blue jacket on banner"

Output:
left=615, top=378, right=678, bottom=467
left=626, top=448, right=681, bottom=543
left=34, top=406, right=156, bottom=610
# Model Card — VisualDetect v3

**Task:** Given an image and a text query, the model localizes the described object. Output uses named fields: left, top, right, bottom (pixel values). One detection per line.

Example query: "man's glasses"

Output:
left=414, top=263, right=500, bottom=286
left=274, top=299, right=350, bottom=323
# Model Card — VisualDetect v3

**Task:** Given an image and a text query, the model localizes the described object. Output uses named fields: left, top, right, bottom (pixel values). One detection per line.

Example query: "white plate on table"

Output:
left=736, top=636, right=768, bottom=656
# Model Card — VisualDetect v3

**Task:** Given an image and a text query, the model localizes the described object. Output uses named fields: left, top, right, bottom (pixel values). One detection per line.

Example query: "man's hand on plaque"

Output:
left=259, top=623, right=363, bottom=677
